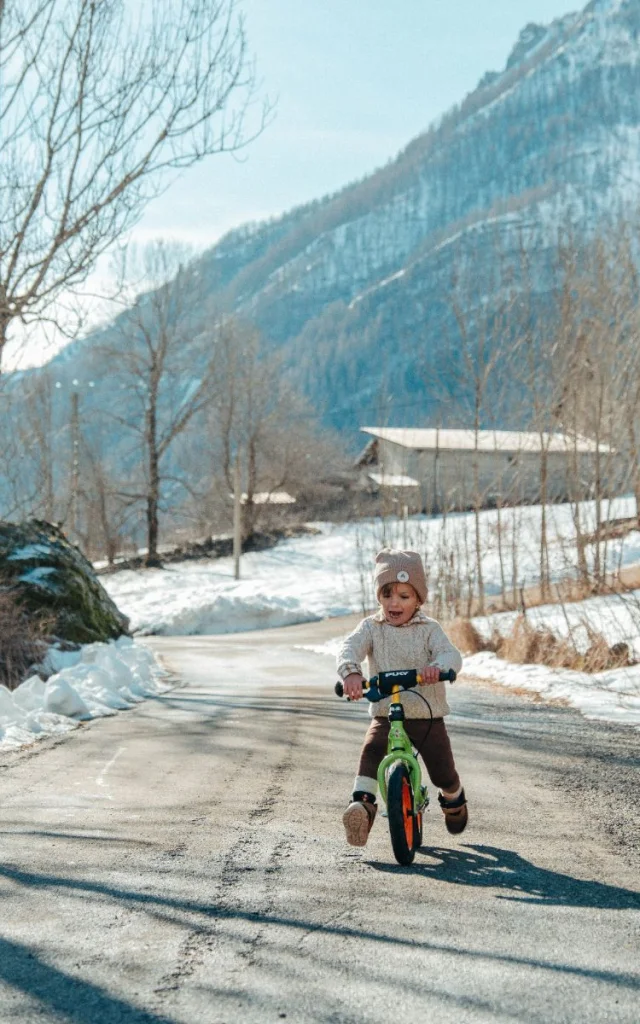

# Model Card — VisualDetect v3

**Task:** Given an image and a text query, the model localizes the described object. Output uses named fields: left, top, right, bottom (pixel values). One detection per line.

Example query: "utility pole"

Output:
left=233, top=456, right=242, bottom=580
left=70, top=388, right=80, bottom=538
left=56, top=377, right=94, bottom=542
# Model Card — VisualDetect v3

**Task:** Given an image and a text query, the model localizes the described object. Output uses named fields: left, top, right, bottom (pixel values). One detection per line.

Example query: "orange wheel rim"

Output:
left=401, top=776, right=413, bottom=846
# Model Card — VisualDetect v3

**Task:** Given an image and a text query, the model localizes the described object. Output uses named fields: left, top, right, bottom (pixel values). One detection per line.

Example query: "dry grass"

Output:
left=0, top=590, right=48, bottom=691
left=447, top=614, right=633, bottom=674
left=480, top=561, right=640, bottom=617
left=447, top=618, right=489, bottom=655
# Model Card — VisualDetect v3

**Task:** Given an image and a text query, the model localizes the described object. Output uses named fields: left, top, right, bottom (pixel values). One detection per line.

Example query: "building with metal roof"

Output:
left=357, top=427, right=622, bottom=512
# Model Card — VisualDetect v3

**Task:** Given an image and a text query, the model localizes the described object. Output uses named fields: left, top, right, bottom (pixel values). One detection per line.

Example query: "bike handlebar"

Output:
left=334, top=667, right=456, bottom=701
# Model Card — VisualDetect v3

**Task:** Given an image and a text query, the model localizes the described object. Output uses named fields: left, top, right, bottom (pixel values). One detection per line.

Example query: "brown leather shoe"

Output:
left=343, top=800, right=378, bottom=847
left=438, top=789, right=468, bottom=835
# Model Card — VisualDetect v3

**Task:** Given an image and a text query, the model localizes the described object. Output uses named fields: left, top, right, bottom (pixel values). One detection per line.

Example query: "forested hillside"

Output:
left=179, top=0, right=640, bottom=429
left=32, top=0, right=640, bottom=437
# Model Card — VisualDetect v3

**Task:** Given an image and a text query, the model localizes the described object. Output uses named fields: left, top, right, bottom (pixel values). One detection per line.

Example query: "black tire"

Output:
left=387, top=762, right=416, bottom=866
left=413, top=809, right=423, bottom=851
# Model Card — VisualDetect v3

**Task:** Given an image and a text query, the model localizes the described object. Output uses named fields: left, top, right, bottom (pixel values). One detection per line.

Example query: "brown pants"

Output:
left=358, top=716, right=460, bottom=792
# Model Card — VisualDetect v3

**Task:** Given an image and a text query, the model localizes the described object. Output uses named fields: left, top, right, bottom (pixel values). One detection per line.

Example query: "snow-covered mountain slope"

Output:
left=189, top=0, right=640, bottom=426
left=43, top=0, right=640, bottom=436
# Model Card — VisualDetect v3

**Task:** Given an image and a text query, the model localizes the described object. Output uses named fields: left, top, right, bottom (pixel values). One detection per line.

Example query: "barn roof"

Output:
left=360, top=427, right=612, bottom=454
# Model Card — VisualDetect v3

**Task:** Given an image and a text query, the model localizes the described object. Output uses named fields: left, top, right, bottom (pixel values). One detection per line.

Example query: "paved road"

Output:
left=0, top=616, right=638, bottom=1023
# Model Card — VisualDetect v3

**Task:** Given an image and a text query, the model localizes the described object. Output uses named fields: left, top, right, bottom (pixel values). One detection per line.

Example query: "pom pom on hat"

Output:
left=374, top=549, right=427, bottom=605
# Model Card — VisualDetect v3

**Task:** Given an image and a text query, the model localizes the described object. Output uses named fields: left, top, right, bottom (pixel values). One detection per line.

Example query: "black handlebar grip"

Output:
left=440, top=669, right=457, bottom=683
left=335, top=681, right=344, bottom=698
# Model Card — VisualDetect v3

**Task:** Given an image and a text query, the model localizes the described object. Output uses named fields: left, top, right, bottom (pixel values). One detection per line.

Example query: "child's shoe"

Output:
left=343, top=796, right=377, bottom=847
left=438, top=788, right=468, bottom=834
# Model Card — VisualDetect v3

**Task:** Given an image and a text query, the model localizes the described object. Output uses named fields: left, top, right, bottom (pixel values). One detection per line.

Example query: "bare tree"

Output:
left=551, top=232, right=632, bottom=592
left=99, top=241, right=219, bottom=565
left=17, top=368, right=57, bottom=522
left=211, top=320, right=339, bottom=542
left=510, top=238, right=564, bottom=601
left=447, top=247, right=518, bottom=614
left=78, top=444, right=141, bottom=565
left=0, top=386, right=37, bottom=519
left=0, top=0, right=267, bottom=368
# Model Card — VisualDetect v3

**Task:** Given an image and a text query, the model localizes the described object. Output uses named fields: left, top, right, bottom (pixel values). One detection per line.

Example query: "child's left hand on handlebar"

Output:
left=343, top=672, right=365, bottom=700
left=419, top=665, right=442, bottom=684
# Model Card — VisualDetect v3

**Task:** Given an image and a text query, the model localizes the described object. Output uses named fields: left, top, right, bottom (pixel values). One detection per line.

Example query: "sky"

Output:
left=6, top=0, right=582, bottom=370
left=134, top=0, right=582, bottom=244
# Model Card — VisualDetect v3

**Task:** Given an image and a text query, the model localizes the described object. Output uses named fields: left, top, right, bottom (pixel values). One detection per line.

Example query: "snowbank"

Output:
left=0, top=637, right=172, bottom=751
left=473, top=589, right=640, bottom=658
left=102, top=498, right=640, bottom=638
left=464, top=651, right=640, bottom=729
left=101, top=526, right=361, bottom=635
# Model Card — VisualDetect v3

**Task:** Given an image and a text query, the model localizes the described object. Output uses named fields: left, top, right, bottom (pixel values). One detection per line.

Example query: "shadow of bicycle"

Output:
left=369, top=843, right=640, bottom=909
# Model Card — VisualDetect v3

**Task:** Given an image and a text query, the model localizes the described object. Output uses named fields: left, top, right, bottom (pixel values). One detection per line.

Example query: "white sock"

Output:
left=441, top=785, right=462, bottom=801
left=353, top=775, right=378, bottom=798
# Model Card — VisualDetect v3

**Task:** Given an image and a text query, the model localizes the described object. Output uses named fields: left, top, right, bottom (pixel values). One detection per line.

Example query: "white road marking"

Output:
left=96, top=746, right=126, bottom=798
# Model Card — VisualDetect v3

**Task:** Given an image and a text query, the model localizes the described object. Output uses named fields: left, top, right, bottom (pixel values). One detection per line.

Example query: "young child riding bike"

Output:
left=337, top=548, right=466, bottom=847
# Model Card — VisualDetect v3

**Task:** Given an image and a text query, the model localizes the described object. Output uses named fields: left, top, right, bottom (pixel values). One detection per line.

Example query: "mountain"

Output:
left=43, top=0, right=640, bottom=437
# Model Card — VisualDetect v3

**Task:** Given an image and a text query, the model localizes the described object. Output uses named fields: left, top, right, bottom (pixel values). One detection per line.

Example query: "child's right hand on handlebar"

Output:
left=343, top=672, right=365, bottom=700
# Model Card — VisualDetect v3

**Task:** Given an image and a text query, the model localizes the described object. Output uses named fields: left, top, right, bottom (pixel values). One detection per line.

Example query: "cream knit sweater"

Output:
left=336, top=610, right=462, bottom=719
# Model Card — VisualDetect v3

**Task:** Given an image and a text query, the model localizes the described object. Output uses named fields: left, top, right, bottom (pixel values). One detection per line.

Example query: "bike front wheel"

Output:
left=387, top=762, right=417, bottom=866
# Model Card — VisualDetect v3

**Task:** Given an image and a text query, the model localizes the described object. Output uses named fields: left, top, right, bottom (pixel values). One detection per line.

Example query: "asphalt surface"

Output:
left=0, top=614, right=638, bottom=1023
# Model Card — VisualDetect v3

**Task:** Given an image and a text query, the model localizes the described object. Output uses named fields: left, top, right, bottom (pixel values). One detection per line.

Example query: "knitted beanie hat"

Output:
left=374, top=549, right=427, bottom=605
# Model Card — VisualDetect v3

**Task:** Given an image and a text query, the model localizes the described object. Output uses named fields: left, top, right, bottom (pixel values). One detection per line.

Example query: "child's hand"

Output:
left=419, top=666, right=441, bottom=685
left=343, top=673, right=365, bottom=700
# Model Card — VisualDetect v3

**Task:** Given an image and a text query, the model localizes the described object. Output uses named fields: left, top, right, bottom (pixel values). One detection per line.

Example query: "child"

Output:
left=337, top=548, right=466, bottom=847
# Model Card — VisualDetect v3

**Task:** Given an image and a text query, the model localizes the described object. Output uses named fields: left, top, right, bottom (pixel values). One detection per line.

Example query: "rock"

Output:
left=0, top=520, right=129, bottom=644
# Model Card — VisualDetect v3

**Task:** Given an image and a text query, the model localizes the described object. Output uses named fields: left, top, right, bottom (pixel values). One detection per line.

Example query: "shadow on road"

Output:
left=1, top=859, right=638, bottom=1001
left=369, top=843, right=640, bottom=909
left=0, top=936, right=177, bottom=1024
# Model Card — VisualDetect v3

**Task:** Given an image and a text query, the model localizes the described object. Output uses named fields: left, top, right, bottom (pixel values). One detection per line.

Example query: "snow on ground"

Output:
left=0, top=637, right=173, bottom=751
left=462, top=652, right=640, bottom=729
left=100, top=494, right=640, bottom=731
left=102, top=496, right=640, bottom=637
left=473, top=589, right=640, bottom=657
left=101, top=526, right=364, bottom=636
left=6, top=497, right=639, bottom=752
left=462, top=589, right=640, bottom=729
left=9, top=496, right=635, bottom=752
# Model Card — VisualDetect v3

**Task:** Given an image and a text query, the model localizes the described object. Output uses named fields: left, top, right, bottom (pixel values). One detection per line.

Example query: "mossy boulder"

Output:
left=0, top=520, right=129, bottom=644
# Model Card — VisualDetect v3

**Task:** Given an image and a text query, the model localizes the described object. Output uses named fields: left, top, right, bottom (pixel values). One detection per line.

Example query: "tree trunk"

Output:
left=0, top=309, right=9, bottom=374
left=145, top=395, right=161, bottom=567
left=146, top=449, right=160, bottom=566
left=473, top=452, right=485, bottom=615
left=511, top=504, right=519, bottom=607
left=496, top=492, right=507, bottom=601
left=593, top=441, right=602, bottom=589
left=539, top=448, right=549, bottom=601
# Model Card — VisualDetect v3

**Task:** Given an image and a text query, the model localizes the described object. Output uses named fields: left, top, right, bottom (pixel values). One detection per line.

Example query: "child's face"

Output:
left=379, top=582, right=420, bottom=626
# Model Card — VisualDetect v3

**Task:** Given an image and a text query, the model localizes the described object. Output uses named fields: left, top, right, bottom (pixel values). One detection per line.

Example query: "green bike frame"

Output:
left=377, top=684, right=428, bottom=813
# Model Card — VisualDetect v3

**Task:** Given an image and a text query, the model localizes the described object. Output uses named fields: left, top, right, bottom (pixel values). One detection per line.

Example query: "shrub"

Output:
left=450, top=614, right=634, bottom=673
left=0, top=590, right=48, bottom=691
left=447, top=618, right=491, bottom=655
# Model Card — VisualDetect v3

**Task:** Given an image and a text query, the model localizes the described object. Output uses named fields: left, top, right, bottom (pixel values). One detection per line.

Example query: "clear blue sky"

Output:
left=136, top=0, right=583, bottom=247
